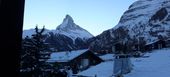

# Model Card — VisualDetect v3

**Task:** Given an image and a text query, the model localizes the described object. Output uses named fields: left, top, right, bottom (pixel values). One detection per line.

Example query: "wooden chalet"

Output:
left=47, top=49, right=103, bottom=74
left=96, top=50, right=112, bottom=55
left=144, top=43, right=154, bottom=51
left=165, top=38, right=170, bottom=48
left=145, top=39, right=166, bottom=51
left=153, top=39, right=166, bottom=49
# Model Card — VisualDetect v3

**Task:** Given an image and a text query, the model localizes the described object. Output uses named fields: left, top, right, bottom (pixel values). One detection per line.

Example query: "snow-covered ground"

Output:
left=77, top=48, right=170, bottom=77
left=99, top=54, right=114, bottom=61
left=77, top=61, right=114, bottom=77
left=125, top=48, right=170, bottom=77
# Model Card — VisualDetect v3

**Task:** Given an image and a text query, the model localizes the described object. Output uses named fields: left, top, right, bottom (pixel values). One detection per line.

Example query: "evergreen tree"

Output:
left=20, top=26, right=51, bottom=77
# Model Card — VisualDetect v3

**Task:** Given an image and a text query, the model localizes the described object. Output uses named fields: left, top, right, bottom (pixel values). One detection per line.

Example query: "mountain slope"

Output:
left=114, top=0, right=170, bottom=42
left=89, top=0, right=170, bottom=51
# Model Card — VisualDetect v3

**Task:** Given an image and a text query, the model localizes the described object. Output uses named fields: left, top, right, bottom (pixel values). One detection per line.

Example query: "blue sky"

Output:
left=23, top=0, right=137, bottom=36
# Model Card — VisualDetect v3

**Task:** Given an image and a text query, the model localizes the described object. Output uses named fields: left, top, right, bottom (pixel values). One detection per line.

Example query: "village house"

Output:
left=144, top=43, right=154, bottom=51
left=153, top=39, right=166, bottom=49
left=95, top=49, right=112, bottom=55
left=144, top=39, right=166, bottom=51
left=165, top=38, right=170, bottom=48
left=46, top=49, right=103, bottom=74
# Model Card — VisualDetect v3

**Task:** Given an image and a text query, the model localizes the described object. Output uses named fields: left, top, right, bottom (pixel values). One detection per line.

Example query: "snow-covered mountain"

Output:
left=23, top=15, right=93, bottom=51
left=22, top=28, right=50, bottom=38
left=53, top=14, right=93, bottom=40
left=89, top=0, right=170, bottom=51
left=114, top=0, right=170, bottom=42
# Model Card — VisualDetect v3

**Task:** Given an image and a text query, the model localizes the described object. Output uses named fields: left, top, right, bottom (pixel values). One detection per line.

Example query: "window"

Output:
left=81, top=59, right=89, bottom=68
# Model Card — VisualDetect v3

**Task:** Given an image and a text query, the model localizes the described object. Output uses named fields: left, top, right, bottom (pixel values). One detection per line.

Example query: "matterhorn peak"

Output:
left=54, top=14, right=93, bottom=40
left=56, top=14, right=80, bottom=31
left=64, top=14, right=74, bottom=23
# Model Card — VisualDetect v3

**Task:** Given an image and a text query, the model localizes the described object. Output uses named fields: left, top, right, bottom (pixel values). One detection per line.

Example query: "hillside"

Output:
left=89, top=0, right=170, bottom=51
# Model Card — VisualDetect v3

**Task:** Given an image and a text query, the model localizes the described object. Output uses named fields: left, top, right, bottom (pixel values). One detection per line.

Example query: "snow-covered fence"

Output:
left=113, top=54, right=133, bottom=76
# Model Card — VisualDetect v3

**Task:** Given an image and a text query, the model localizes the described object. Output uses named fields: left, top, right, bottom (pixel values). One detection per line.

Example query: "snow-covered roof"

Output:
left=166, top=38, right=170, bottom=41
left=145, top=39, right=159, bottom=45
left=47, top=49, right=88, bottom=62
